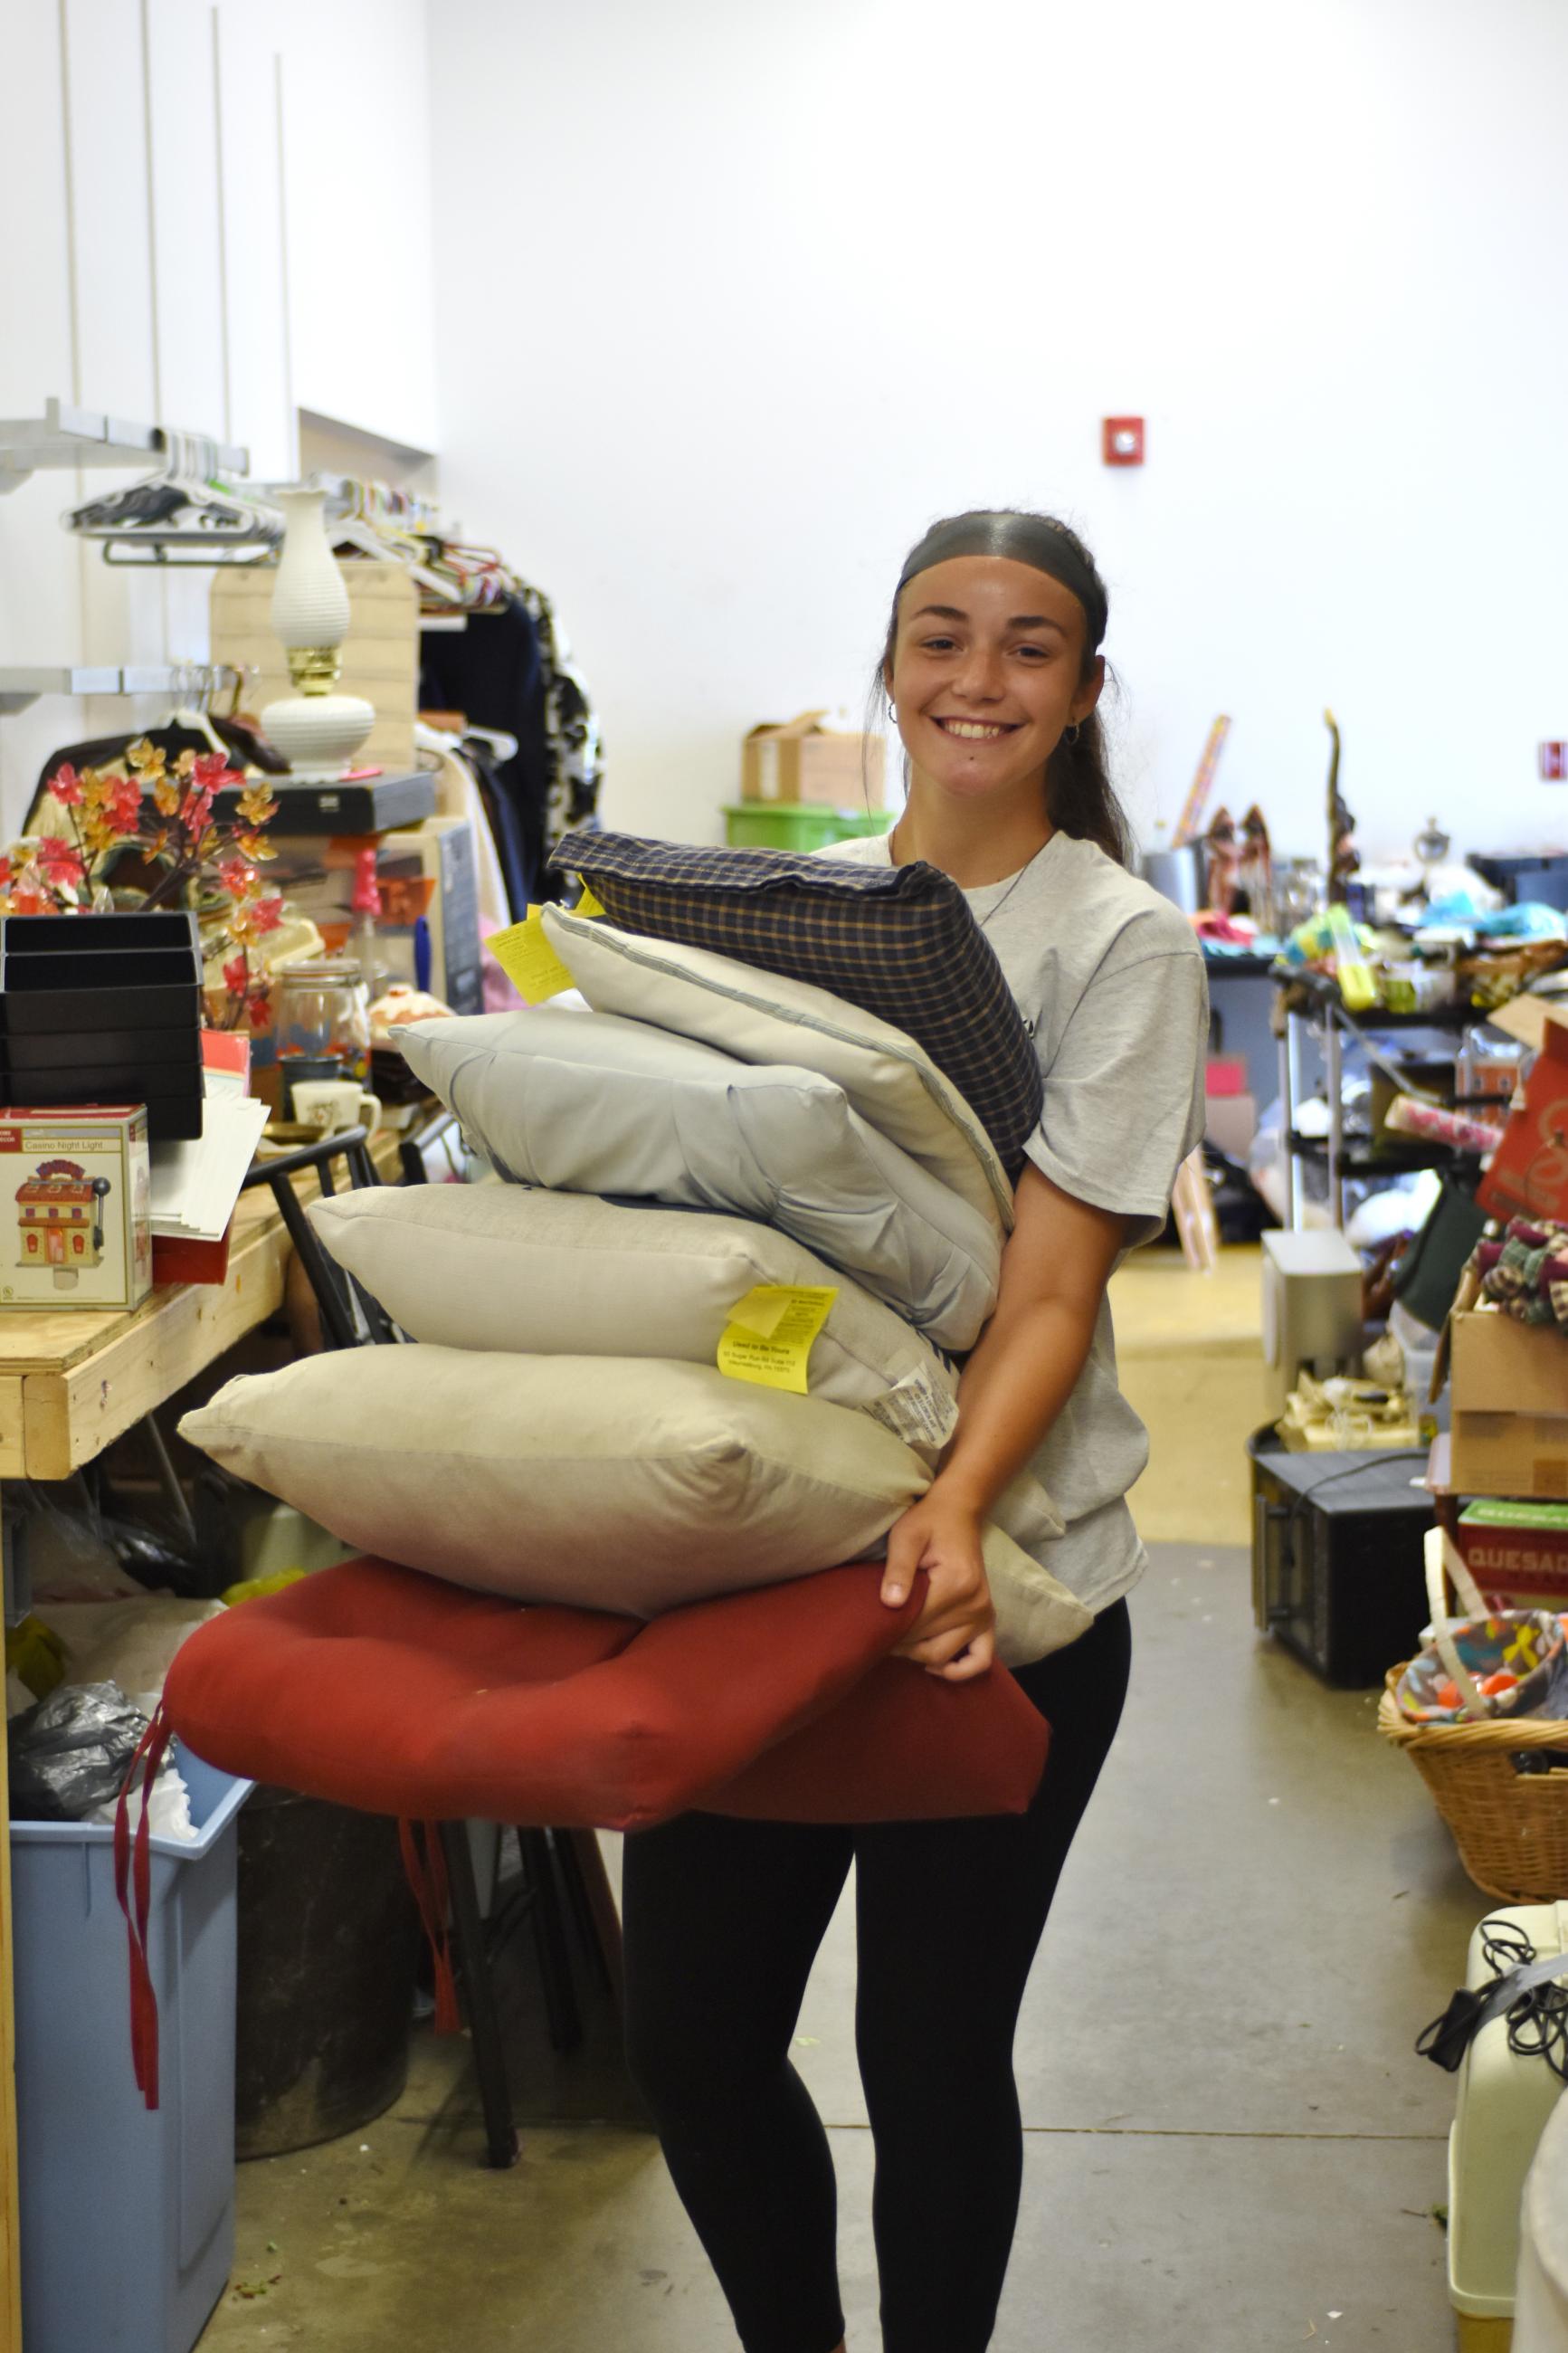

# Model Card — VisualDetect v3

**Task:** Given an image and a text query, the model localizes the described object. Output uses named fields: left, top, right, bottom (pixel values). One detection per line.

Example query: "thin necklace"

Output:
left=972, top=854, right=1037, bottom=932
left=889, top=822, right=1046, bottom=926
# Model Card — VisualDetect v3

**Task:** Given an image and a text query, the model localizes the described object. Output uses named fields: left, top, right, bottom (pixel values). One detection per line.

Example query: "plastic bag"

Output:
left=43, top=1596, right=225, bottom=1716
left=7, top=1681, right=148, bottom=1823
left=86, top=1759, right=195, bottom=1843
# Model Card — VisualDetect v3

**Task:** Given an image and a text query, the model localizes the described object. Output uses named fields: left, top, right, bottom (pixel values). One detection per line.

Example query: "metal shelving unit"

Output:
left=0, top=399, right=248, bottom=498
left=1277, top=983, right=1502, bottom=1230
left=0, top=397, right=252, bottom=719
left=0, top=662, right=240, bottom=718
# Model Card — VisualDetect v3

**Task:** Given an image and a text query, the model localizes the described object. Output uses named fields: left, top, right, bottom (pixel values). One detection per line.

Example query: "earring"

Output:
left=887, top=700, right=898, bottom=722
left=1063, top=721, right=1081, bottom=746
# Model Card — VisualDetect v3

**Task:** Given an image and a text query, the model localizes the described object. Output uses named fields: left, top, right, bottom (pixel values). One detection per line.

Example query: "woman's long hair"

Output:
left=870, top=508, right=1132, bottom=866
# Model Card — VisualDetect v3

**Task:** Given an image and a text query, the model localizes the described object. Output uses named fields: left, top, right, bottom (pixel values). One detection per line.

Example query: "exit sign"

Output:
left=1542, top=743, right=1568, bottom=780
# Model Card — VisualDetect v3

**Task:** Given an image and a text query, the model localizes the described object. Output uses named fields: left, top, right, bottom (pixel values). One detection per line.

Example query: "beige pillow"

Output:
left=395, top=1005, right=1001, bottom=1353
left=309, top=1184, right=961, bottom=1453
left=545, top=906, right=1013, bottom=1233
left=307, top=1184, right=1064, bottom=1552
left=177, top=1347, right=1088, bottom=1664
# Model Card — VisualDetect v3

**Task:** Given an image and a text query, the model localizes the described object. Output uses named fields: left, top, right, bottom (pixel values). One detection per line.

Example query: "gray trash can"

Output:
left=11, top=1744, right=251, bottom=2353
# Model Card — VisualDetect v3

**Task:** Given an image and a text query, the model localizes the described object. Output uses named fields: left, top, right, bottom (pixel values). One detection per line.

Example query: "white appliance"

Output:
left=1260, top=1230, right=1364, bottom=1415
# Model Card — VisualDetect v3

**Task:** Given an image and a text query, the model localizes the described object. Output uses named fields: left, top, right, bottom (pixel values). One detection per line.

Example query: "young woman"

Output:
left=621, top=510, right=1209, bottom=2353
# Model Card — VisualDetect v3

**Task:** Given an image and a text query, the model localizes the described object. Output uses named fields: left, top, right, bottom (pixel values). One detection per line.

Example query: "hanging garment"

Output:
left=419, top=586, right=602, bottom=903
left=417, top=739, right=515, bottom=927
left=518, top=583, right=602, bottom=861
left=455, top=736, right=534, bottom=919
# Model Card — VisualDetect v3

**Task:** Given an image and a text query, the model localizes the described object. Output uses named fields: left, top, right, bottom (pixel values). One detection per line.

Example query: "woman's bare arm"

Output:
left=881, top=1163, right=1135, bottom=1680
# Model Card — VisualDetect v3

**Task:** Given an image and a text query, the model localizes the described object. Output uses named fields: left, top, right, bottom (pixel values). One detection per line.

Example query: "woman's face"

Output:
left=888, top=556, right=1104, bottom=808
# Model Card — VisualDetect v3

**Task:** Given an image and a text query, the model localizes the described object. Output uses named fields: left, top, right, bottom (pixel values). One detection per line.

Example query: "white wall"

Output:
left=0, top=0, right=437, bottom=837
left=429, top=0, right=1568, bottom=862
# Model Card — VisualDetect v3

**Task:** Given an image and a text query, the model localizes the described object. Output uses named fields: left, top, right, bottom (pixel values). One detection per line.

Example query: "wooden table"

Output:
left=0, top=1128, right=402, bottom=2347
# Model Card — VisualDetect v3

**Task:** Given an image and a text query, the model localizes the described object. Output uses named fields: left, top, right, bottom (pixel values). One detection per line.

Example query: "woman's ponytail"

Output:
left=1046, top=708, right=1132, bottom=866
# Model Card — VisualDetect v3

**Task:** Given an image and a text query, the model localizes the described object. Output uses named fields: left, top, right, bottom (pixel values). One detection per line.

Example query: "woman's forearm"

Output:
left=935, top=1291, right=1100, bottom=1519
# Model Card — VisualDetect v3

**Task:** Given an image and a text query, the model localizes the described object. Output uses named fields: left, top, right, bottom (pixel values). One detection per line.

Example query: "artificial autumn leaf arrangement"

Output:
left=11, top=739, right=283, bottom=1029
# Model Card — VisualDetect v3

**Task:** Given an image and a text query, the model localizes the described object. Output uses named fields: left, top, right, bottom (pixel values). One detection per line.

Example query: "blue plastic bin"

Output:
left=11, top=1745, right=252, bottom=2353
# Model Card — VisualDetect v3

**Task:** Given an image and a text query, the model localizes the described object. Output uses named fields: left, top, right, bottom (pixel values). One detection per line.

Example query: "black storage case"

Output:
left=0, top=982, right=201, bottom=1035
left=218, top=772, right=437, bottom=835
left=3, top=1026, right=202, bottom=1073
left=0, top=910, right=204, bottom=1140
left=1248, top=1428, right=1433, bottom=1686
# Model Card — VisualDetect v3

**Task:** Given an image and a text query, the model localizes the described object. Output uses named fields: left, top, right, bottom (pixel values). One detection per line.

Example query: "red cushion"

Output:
left=164, top=1557, right=1049, bottom=1830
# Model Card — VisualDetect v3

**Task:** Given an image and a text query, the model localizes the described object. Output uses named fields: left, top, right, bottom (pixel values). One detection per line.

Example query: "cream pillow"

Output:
left=309, top=1186, right=961, bottom=1452
left=307, top=1185, right=1064, bottom=1555
left=396, top=1005, right=1001, bottom=1352
left=177, top=1348, right=1088, bottom=1665
left=545, top=906, right=1012, bottom=1234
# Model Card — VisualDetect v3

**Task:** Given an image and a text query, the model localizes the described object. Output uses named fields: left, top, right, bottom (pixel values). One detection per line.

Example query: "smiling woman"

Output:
left=873, top=508, right=1131, bottom=875
left=622, top=507, right=1209, bottom=2353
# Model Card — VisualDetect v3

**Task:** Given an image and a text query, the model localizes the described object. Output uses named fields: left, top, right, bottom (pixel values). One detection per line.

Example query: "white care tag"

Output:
left=860, top=1369, right=960, bottom=1454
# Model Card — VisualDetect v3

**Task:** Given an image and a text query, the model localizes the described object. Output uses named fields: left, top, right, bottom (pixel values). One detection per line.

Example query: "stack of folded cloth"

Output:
left=179, top=835, right=1089, bottom=1670
left=1470, top=1216, right=1568, bottom=1333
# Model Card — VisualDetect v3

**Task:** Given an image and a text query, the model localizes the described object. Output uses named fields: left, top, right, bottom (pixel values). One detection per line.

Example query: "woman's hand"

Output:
left=881, top=1484, right=996, bottom=1682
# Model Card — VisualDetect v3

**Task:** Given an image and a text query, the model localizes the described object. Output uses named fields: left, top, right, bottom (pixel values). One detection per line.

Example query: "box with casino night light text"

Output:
left=0, top=1107, right=152, bottom=1311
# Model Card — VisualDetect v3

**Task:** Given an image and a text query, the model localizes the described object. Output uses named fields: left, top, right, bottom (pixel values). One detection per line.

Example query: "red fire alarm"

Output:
left=1102, top=416, right=1145, bottom=466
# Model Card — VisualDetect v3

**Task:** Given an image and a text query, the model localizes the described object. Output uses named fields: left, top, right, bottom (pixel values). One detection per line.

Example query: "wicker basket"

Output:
left=1379, top=1673, right=1568, bottom=1901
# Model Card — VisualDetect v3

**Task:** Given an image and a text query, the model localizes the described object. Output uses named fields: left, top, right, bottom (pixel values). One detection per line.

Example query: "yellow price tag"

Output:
left=717, top=1284, right=838, bottom=1396
left=576, top=884, right=605, bottom=919
left=489, top=907, right=576, bottom=1004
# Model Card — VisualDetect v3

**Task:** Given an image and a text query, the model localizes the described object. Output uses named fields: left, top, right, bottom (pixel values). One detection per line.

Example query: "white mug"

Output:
left=290, top=1079, right=382, bottom=1138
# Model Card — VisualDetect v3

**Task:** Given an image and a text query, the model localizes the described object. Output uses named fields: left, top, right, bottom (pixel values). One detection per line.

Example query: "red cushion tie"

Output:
left=397, top=1818, right=461, bottom=2036
left=112, top=1700, right=176, bottom=2111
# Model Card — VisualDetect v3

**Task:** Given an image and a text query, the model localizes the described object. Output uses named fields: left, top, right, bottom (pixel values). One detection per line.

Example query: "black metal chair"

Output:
left=239, top=1126, right=621, bottom=2168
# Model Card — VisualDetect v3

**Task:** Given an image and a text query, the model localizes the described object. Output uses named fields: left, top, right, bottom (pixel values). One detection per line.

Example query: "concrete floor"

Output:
left=199, top=1246, right=1484, bottom=2353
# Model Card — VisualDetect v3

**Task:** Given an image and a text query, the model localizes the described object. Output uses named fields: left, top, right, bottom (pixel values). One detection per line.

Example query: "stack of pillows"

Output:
left=180, top=836, right=1090, bottom=1670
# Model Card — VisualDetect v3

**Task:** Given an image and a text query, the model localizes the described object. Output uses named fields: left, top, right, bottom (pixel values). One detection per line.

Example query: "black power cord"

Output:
left=1419, top=1914, right=1568, bottom=2079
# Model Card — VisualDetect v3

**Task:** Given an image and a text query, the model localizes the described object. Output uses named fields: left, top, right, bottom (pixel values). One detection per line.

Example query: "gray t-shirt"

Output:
left=816, top=829, right=1209, bottom=1619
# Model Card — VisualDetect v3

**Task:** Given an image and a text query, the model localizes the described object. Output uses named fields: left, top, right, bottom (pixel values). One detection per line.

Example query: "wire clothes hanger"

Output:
left=308, top=473, right=515, bottom=616
left=309, top=474, right=460, bottom=603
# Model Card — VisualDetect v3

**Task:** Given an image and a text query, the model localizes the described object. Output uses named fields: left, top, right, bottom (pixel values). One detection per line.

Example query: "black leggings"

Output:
left=621, top=1598, right=1132, bottom=2353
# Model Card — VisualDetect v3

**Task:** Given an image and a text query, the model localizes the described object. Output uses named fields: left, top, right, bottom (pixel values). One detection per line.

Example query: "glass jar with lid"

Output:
left=271, top=958, right=372, bottom=1086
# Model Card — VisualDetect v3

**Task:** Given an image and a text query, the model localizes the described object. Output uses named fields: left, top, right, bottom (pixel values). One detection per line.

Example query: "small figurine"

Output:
left=1203, top=805, right=1242, bottom=914
left=1324, top=709, right=1359, bottom=902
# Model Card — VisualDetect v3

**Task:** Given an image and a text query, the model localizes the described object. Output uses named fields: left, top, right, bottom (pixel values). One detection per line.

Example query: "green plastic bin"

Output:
left=722, top=805, right=893, bottom=853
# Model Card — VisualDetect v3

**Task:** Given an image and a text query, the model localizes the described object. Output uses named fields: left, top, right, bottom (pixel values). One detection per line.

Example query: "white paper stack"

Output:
left=148, top=1066, right=269, bottom=1244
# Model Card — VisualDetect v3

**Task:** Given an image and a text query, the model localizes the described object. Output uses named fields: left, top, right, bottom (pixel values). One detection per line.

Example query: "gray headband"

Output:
left=897, top=510, right=1107, bottom=650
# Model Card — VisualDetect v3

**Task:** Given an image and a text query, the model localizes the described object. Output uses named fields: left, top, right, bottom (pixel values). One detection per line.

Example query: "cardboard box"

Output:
left=1449, top=1310, right=1568, bottom=1500
left=1455, top=1499, right=1568, bottom=1605
left=742, top=712, right=886, bottom=809
left=1487, top=994, right=1568, bottom=1055
left=210, top=558, right=420, bottom=777
left=0, top=1108, right=152, bottom=1310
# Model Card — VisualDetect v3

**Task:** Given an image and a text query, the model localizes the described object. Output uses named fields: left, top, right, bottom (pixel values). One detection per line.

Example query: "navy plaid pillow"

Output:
left=549, top=832, right=1042, bottom=1177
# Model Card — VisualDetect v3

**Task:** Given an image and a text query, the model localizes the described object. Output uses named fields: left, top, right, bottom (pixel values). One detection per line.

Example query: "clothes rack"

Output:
left=0, top=398, right=248, bottom=498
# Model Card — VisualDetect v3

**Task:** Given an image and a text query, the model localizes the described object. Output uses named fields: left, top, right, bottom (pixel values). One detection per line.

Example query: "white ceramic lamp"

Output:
left=261, top=486, right=375, bottom=779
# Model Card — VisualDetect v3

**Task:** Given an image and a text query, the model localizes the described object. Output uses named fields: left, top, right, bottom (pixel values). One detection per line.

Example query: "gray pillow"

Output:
left=397, top=1007, right=1001, bottom=1351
